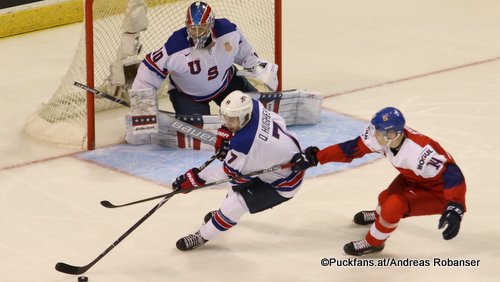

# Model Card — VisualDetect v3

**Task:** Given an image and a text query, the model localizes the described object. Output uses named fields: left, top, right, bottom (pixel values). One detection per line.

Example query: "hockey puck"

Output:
left=78, top=276, right=88, bottom=282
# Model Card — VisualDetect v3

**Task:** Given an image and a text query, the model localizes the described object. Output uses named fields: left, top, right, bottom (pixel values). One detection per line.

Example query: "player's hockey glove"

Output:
left=291, top=146, right=320, bottom=173
left=214, top=126, right=233, bottom=161
left=438, top=201, right=464, bottom=240
left=172, top=168, right=206, bottom=193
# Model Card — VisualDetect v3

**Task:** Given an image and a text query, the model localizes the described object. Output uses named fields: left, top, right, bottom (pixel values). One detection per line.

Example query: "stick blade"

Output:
left=55, top=262, right=87, bottom=275
left=100, top=200, right=116, bottom=208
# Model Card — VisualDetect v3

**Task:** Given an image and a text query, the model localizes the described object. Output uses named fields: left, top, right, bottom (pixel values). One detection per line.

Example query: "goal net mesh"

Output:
left=24, top=0, right=278, bottom=148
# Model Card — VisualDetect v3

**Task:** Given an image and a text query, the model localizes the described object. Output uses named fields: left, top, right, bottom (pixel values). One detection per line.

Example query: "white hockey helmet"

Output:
left=220, top=91, right=253, bottom=130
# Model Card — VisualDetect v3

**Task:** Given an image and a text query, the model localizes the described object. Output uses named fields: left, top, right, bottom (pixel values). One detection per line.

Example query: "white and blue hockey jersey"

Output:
left=200, top=100, right=305, bottom=198
left=132, top=18, right=259, bottom=102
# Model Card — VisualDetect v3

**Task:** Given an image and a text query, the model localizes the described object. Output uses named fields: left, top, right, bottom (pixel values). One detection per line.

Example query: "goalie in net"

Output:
left=125, top=1, right=323, bottom=150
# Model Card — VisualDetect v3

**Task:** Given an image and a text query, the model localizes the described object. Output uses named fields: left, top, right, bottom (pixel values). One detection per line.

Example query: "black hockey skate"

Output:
left=353, top=210, right=376, bottom=225
left=343, top=240, right=384, bottom=256
left=176, top=231, right=208, bottom=251
left=203, top=210, right=217, bottom=224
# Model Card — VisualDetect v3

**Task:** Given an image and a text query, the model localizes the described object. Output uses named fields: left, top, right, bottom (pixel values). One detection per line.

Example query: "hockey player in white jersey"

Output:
left=123, top=1, right=323, bottom=149
left=292, top=107, right=467, bottom=256
left=172, top=91, right=305, bottom=251
left=131, top=1, right=277, bottom=116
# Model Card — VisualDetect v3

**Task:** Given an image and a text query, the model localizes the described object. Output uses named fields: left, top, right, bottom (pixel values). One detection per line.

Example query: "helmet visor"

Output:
left=375, top=128, right=400, bottom=141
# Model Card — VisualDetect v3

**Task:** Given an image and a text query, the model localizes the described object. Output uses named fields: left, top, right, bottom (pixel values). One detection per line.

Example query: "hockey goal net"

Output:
left=25, top=0, right=281, bottom=149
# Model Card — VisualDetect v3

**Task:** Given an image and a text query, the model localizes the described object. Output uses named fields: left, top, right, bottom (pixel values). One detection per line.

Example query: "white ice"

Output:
left=1, top=0, right=499, bottom=281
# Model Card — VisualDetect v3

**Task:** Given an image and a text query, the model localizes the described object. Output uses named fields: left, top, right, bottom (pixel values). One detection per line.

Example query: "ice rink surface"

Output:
left=1, top=0, right=499, bottom=281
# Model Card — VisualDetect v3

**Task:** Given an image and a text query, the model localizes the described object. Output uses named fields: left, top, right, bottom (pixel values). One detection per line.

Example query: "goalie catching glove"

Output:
left=438, top=201, right=464, bottom=240
left=237, top=57, right=279, bottom=91
left=291, top=146, right=320, bottom=173
left=214, top=126, right=233, bottom=160
left=172, top=168, right=206, bottom=193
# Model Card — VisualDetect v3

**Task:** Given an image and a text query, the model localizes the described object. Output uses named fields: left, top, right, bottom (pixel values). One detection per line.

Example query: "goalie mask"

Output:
left=371, top=107, right=406, bottom=144
left=186, top=1, right=215, bottom=49
left=220, top=91, right=253, bottom=132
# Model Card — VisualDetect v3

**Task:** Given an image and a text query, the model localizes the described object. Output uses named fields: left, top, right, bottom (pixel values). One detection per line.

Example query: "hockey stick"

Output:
left=198, top=151, right=219, bottom=171
left=99, top=152, right=219, bottom=209
left=55, top=153, right=218, bottom=275
left=74, top=81, right=169, bottom=112
left=55, top=193, right=178, bottom=275
left=55, top=161, right=293, bottom=275
left=101, top=161, right=295, bottom=209
left=73, top=81, right=216, bottom=145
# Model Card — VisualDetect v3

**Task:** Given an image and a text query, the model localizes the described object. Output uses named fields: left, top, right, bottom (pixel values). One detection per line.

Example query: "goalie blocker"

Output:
left=126, top=89, right=323, bottom=150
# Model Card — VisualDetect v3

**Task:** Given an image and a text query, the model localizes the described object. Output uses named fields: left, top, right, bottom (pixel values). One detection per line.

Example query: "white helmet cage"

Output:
left=220, top=91, right=253, bottom=129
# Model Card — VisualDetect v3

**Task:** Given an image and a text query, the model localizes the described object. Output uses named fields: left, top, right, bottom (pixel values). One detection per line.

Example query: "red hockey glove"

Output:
left=172, top=168, right=206, bottom=193
left=214, top=126, right=233, bottom=160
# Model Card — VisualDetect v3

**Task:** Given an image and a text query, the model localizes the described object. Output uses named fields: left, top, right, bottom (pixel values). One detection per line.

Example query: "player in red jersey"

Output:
left=292, top=107, right=466, bottom=256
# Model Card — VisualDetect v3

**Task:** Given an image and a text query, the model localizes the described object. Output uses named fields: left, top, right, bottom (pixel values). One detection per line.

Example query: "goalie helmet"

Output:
left=186, top=1, right=215, bottom=49
left=371, top=107, right=406, bottom=136
left=220, top=91, right=253, bottom=130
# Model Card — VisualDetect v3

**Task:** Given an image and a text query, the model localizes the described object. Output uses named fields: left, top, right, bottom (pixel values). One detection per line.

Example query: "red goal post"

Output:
left=25, top=0, right=282, bottom=150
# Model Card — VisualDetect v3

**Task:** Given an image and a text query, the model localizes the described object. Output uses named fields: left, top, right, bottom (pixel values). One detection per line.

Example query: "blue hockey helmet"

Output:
left=371, top=107, right=406, bottom=135
left=186, top=1, right=215, bottom=49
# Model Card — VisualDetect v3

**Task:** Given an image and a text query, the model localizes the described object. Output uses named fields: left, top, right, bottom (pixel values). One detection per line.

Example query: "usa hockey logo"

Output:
left=224, top=42, right=233, bottom=52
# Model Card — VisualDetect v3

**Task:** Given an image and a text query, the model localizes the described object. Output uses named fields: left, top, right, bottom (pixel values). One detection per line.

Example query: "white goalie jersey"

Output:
left=132, top=18, right=261, bottom=101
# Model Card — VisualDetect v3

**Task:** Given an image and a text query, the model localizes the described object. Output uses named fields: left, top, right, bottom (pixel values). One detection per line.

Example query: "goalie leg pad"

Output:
left=126, top=89, right=323, bottom=147
left=152, top=114, right=219, bottom=150
left=127, top=111, right=220, bottom=151
left=248, top=89, right=323, bottom=125
left=125, top=89, right=159, bottom=142
left=293, top=89, right=323, bottom=125
left=126, top=112, right=178, bottom=146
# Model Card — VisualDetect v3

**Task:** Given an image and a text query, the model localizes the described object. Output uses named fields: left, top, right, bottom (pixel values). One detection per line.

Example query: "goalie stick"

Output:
left=100, top=161, right=295, bottom=208
left=73, top=81, right=216, bottom=145
left=55, top=161, right=293, bottom=275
